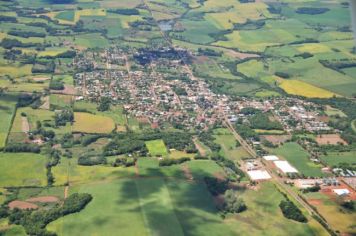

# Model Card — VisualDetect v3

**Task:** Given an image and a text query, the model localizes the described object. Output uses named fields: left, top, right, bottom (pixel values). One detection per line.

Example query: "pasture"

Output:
left=0, top=153, right=47, bottom=187
left=73, top=112, right=115, bottom=134
left=271, top=142, right=325, bottom=177
left=145, top=139, right=168, bottom=157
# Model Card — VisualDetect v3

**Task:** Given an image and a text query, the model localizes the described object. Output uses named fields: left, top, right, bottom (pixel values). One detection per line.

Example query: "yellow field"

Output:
left=279, top=80, right=338, bottom=98
left=0, top=64, right=32, bottom=78
left=297, top=43, right=332, bottom=54
left=205, top=2, right=271, bottom=29
left=47, top=9, right=106, bottom=25
left=73, top=112, right=115, bottom=134
left=214, top=31, right=276, bottom=52
left=37, top=47, right=68, bottom=57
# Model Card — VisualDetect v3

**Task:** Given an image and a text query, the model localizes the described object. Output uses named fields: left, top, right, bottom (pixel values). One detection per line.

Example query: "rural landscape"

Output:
left=0, top=0, right=355, bottom=235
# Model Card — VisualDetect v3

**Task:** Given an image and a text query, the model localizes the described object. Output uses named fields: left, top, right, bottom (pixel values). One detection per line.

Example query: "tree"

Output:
left=223, top=190, right=247, bottom=213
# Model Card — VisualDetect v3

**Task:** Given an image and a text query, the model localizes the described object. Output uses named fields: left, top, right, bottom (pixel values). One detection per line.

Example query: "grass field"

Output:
left=0, top=94, right=17, bottom=148
left=0, top=153, right=47, bottom=187
left=50, top=94, right=73, bottom=109
left=213, top=128, right=252, bottom=161
left=320, top=151, right=356, bottom=167
left=73, top=112, right=115, bottom=134
left=271, top=142, right=325, bottom=177
left=145, top=139, right=168, bottom=157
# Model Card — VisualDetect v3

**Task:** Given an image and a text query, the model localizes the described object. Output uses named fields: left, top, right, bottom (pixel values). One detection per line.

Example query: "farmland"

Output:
left=0, top=153, right=47, bottom=187
left=73, top=112, right=115, bottom=134
left=0, top=95, right=17, bottom=148
left=145, top=139, right=168, bottom=157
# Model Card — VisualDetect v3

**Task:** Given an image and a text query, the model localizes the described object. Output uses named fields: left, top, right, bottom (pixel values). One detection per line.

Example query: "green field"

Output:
left=271, top=142, right=325, bottom=177
left=0, top=94, right=17, bottom=148
left=321, top=151, right=356, bottom=167
left=0, top=153, right=47, bottom=187
left=145, top=139, right=168, bottom=157
left=73, top=112, right=115, bottom=134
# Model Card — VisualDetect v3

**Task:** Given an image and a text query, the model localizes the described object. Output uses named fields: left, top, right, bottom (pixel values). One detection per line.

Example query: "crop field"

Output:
left=50, top=94, right=73, bottom=109
left=52, top=157, right=135, bottom=186
left=0, top=153, right=47, bottom=187
left=279, top=80, right=338, bottom=98
left=145, top=139, right=168, bottom=157
left=271, top=142, right=325, bottom=177
left=73, top=112, right=115, bottom=134
left=0, top=94, right=17, bottom=148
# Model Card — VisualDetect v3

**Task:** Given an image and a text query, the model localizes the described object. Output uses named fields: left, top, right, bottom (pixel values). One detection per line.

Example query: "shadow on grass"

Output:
left=117, top=166, right=235, bottom=236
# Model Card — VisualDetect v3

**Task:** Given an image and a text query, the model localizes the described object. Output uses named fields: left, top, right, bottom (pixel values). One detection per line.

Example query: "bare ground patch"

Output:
left=316, top=134, right=347, bottom=145
left=9, top=200, right=38, bottom=210
left=26, top=196, right=59, bottom=203
left=21, top=116, right=29, bottom=133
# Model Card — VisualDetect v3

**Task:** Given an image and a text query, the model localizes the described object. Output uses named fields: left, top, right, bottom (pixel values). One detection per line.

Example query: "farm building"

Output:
left=274, top=160, right=298, bottom=173
left=263, top=155, right=279, bottom=161
left=247, top=170, right=271, bottom=181
left=333, top=189, right=350, bottom=196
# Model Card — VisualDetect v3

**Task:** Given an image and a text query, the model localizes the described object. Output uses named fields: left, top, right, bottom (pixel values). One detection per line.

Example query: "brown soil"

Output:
left=193, top=137, right=206, bottom=157
left=308, top=199, right=322, bottom=205
left=21, top=117, right=30, bottom=133
left=182, top=164, right=194, bottom=181
left=51, top=85, right=77, bottom=95
left=64, top=186, right=69, bottom=199
left=315, top=134, right=347, bottom=145
left=261, top=135, right=291, bottom=144
left=26, top=196, right=59, bottom=203
left=9, top=200, right=38, bottom=210
left=32, top=77, right=49, bottom=82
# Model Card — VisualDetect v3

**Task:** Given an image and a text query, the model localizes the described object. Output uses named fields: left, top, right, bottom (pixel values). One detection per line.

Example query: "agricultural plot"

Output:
left=52, top=157, right=135, bottom=186
left=73, top=112, right=115, bottom=134
left=0, top=94, right=17, bottom=148
left=271, top=142, right=325, bottom=177
left=50, top=94, right=73, bottom=109
left=145, top=139, right=168, bottom=157
left=279, top=80, right=338, bottom=98
left=0, top=153, right=47, bottom=187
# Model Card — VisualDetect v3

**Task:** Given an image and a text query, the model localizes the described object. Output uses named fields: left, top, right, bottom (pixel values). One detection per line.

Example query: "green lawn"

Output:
left=0, top=153, right=47, bottom=187
left=271, top=142, right=325, bottom=177
left=145, top=139, right=168, bottom=157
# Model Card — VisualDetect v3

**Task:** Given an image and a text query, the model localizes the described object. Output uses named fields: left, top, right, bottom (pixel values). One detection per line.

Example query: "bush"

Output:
left=4, top=143, right=40, bottom=153
left=279, top=200, right=308, bottom=223
left=49, top=80, right=64, bottom=90
left=159, top=157, right=190, bottom=166
left=223, top=190, right=247, bottom=213
left=204, top=177, right=228, bottom=196
left=78, top=155, right=106, bottom=166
